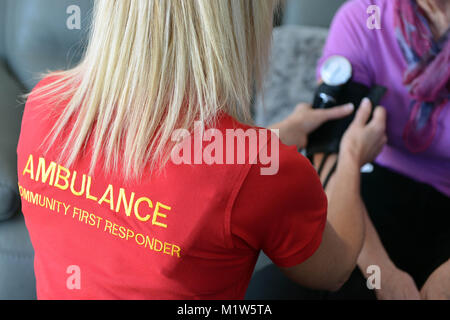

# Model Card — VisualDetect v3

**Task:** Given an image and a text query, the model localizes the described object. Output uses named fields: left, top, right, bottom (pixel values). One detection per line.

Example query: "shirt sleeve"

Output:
left=317, top=0, right=375, bottom=87
left=230, top=141, right=328, bottom=268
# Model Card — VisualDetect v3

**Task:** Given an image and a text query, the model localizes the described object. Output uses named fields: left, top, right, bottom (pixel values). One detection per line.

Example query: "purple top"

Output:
left=318, top=0, right=450, bottom=196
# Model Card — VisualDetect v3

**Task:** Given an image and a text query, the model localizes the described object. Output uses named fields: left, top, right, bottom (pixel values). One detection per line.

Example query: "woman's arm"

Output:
left=357, top=207, right=421, bottom=300
left=269, top=102, right=354, bottom=150
left=281, top=100, right=388, bottom=291
left=420, top=259, right=450, bottom=300
left=313, top=109, right=420, bottom=299
left=280, top=154, right=365, bottom=291
left=314, top=109, right=421, bottom=300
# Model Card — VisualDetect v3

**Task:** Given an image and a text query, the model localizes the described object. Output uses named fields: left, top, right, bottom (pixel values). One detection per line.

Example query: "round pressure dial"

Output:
left=320, top=55, right=352, bottom=86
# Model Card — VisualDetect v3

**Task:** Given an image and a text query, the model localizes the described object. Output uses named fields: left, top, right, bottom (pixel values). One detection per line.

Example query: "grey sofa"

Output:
left=283, top=0, right=346, bottom=27
left=0, top=0, right=93, bottom=299
left=0, top=0, right=343, bottom=300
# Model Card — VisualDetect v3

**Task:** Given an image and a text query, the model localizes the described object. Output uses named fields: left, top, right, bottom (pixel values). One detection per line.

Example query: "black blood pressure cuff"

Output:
left=306, top=82, right=387, bottom=157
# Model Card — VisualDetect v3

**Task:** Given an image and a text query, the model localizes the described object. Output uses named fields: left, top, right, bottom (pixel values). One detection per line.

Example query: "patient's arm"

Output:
left=313, top=153, right=338, bottom=184
left=281, top=156, right=365, bottom=291
left=313, top=109, right=420, bottom=300
left=357, top=206, right=420, bottom=300
left=421, top=260, right=450, bottom=300
left=281, top=100, right=387, bottom=291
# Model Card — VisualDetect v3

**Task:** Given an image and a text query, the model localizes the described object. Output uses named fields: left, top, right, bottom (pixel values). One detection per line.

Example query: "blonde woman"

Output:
left=17, top=0, right=386, bottom=299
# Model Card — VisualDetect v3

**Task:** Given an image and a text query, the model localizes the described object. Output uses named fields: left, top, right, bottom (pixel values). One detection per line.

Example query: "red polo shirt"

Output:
left=17, top=75, right=327, bottom=299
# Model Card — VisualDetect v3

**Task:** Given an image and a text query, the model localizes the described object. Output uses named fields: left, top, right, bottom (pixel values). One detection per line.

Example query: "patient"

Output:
left=317, top=0, right=450, bottom=300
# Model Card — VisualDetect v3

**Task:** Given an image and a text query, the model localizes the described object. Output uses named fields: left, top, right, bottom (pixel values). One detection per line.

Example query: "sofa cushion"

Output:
left=4, top=0, right=93, bottom=90
left=0, top=211, right=36, bottom=299
left=254, top=25, right=329, bottom=127
left=0, top=60, right=24, bottom=221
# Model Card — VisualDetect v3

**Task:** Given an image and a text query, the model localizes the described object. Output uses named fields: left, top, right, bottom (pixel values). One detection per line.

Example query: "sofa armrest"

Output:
left=0, top=59, right=25, bottom=221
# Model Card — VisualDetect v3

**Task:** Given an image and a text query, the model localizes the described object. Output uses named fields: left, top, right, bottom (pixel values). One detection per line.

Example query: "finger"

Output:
left=295, top=102, right=312, bottom=111
left=353, top=98, right=372, bottom=126
left=316, top=103, right=355, bottom=122
left=368, top=106, right=387, bottom=131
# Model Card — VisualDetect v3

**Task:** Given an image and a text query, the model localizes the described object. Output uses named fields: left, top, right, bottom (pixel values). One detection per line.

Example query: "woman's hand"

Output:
left=269, top=102, right=355, bottom=149
left=374, top=266, right=421, bottom=300
left=340, top=98, right=387, bottom=168
left=420, top=260, right=450, bottom=300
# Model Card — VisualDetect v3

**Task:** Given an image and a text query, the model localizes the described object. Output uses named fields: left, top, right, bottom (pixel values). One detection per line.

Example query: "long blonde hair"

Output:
left=27, top=0, right=280, bottom=180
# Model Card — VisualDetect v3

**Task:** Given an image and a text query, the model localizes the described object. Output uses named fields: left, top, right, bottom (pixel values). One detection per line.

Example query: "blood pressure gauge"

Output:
left=320, top=55, right=352, bottom=86
left=316, top=55, right=353, bottom=108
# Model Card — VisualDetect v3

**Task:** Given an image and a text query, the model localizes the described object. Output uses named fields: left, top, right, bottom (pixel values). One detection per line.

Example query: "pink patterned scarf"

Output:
left=394, top=0, right=450, bottom=153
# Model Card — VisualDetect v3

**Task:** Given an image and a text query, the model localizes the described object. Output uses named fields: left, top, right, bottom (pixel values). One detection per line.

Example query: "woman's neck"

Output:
left=418, top=0, right=450, bottom=39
